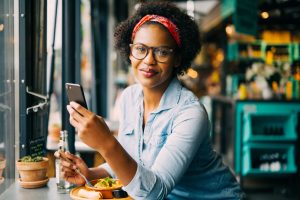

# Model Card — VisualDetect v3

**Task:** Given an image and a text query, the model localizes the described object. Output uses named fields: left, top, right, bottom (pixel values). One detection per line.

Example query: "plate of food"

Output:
left=70, top=186, right=131, bottom=200
left=85, top=177, right=123, bottom=199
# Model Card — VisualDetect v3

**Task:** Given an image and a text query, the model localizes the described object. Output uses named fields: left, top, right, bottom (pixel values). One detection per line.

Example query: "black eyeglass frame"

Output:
left=129, top=43, right=176, bottom=63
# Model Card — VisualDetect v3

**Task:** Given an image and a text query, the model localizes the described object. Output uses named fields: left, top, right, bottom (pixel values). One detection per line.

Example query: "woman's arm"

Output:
left=67, top=102, right=137, bottom=186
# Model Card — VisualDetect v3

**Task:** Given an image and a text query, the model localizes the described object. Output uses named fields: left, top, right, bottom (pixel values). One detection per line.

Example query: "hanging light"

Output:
left=187, top=68, right=198, bottom=79
left=261, top=11, right=269, bottom=19
left=187, top=0, right=195, bottom=18
left=225, top=24, right=234, bottom=36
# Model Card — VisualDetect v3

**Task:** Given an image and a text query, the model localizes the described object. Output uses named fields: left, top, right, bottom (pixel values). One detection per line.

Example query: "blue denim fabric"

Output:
left=101, top=78, right=244, bottom=200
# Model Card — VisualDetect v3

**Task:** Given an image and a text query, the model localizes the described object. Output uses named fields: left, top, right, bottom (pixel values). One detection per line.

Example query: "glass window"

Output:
left=0, top=0, right=16, bottom=195
left=47, top=0, right=62, bottom=143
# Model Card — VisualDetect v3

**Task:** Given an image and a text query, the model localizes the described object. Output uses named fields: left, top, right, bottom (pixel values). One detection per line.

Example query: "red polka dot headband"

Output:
left=131, top=15, right=181, bottom=47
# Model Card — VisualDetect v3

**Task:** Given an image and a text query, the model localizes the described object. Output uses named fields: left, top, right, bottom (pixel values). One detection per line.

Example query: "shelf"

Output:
left=227, top=41, right=298, bottom=63
left=242, top=143, right=296, bottom=176
left=263, top=43, right=294, bottom=63
left=227, top=41, right=263, bottom=61
left=243, top=112, right=298, bottom=142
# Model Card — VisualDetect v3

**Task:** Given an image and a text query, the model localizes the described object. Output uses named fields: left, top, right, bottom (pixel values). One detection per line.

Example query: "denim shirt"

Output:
left=101, top=78, right=243, bottom=200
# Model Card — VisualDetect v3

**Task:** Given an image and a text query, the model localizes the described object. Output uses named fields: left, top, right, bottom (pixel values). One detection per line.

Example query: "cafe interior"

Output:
left=1, top=0, right=300, bottom=199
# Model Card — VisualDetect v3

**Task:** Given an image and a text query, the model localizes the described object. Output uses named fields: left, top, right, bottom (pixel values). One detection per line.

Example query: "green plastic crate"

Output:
left=242, top=144, right=296, bottom=176
left=243, top=112, right=298, bottom=142
left=234, top=102, right=300, bottom=174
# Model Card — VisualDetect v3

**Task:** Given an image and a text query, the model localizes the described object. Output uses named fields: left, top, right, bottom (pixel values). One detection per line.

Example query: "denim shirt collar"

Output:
left=136, top=77, right=182, bottom=114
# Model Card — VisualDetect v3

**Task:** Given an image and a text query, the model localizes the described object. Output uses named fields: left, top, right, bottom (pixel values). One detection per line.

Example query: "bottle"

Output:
left=56, top=130, right=72, bottom=193
left=285, top=80, right=292, bottom=100
left=238, top=84, right=247, bottom=100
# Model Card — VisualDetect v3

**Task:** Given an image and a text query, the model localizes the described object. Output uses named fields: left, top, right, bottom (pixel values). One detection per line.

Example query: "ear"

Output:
left=129, top=54, right=134, bottom=62
left=174, top=55, right=182, bottom=68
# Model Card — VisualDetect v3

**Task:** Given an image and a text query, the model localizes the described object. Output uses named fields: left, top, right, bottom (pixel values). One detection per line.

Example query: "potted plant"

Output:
left=16, top=155, right=49, bottom=188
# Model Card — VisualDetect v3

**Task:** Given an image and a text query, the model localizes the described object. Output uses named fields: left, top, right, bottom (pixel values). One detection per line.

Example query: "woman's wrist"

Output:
left=95, top=133, right=117, bottom=156
left=86, top=168, right=94, bottom=180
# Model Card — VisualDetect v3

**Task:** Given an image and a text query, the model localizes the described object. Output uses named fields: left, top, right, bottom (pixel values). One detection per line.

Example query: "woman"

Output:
left=60, top=2, right=244, bottom=199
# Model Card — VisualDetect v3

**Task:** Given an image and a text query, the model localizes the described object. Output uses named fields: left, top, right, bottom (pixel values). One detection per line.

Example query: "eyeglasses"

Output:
left=129, top=43, right=175, bottom=63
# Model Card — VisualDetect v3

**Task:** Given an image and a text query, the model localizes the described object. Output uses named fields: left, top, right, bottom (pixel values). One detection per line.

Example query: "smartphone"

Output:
left=65, top=83, right=88, bottom=109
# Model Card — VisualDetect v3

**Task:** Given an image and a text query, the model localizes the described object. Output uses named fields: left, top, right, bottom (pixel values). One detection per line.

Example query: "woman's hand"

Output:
left=67, top=101, right=112, bottom=151
left=54, top=151, right=89, bottom=185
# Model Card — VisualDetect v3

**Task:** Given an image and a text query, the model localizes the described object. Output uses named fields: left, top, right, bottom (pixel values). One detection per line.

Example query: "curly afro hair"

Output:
left=114, top=1, right=201, bottom=75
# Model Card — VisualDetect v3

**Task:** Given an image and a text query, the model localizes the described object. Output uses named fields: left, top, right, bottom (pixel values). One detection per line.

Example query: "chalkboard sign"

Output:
left=29, top=136, right=45, bottom=157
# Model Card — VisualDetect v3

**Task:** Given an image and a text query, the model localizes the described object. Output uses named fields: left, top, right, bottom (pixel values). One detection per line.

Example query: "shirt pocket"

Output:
left=118, top=124, right=135, bottom=145
left=123, top=126, right=134, bottom=135
left=120, top=126, right=135, bottom=142
left=119, top=126, right=137, bottom=159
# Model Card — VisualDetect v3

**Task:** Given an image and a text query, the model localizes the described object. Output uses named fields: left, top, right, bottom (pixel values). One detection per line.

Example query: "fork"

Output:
left=74, top=168, right=94, bottom=188
left=58, top=151, right=94, bottom=188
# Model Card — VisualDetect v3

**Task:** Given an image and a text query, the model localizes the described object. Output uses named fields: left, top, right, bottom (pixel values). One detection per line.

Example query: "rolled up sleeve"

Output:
left=123, top=164, right=173, bottom=200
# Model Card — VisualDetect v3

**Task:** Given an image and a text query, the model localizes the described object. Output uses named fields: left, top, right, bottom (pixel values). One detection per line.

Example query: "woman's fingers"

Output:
left=61, top=159, right=74, bottom=169
left=62, top=171, right=85, bottom=185
left=64, top=151, right=77, bottom=160
left=54, top=150, right=60, bottom=158
left=59, top=152, right=78, bottom=170
left=67, top=103, right=94, bottom=131
left=65, top=152, right=90, bottom=174
left=70, top=101, right=92, bottom=118
left=65, top=151, right=82, bottom=165
left=67, top=101, right=111, bottom=151
left=67, top=105, right=85, bottom=123
left=69, top=116, right=80, bottom=129
left=62, top=170, right=76, bottom=178
left=62, top=165, right=76, bottom=174
left=54, top=151, right=76, bottom=168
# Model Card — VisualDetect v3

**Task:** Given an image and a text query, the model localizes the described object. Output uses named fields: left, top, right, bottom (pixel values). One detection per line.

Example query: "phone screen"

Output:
left=65, top=83, right=88, bottom=109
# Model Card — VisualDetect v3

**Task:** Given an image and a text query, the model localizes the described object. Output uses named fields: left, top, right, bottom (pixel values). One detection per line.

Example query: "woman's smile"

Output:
left=139, top=67, right=159, bottom=78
